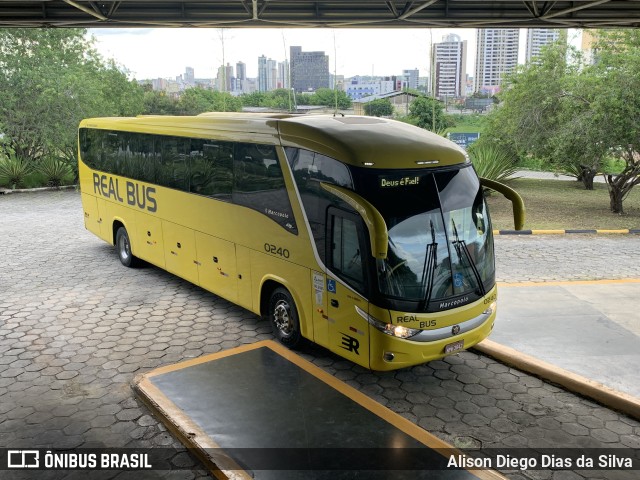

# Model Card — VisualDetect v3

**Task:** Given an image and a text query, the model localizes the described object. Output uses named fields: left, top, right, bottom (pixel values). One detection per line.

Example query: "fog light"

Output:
left=383, top=352, right=395, bottom=362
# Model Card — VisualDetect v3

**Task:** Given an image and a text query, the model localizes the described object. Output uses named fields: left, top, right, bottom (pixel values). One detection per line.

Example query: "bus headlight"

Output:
left=356, top=307, right=421, bottom=339
left=384, top=324, right=421, bottom=339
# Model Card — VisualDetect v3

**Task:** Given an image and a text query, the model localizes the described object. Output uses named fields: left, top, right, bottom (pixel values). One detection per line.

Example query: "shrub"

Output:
left=469, top=145, right=518, bottom=183
left=0, top=154, right=32, bottom=189
left=36, top=157, right=72, bottom=187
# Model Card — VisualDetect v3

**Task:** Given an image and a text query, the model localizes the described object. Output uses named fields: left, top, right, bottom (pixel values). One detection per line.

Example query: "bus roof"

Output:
left=277, top=115, right=467, bottom=169
left=79, top=113, right=467, bottom=169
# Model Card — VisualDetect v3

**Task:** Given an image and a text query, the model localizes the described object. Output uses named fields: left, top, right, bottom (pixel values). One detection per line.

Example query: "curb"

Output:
left=473, top=339, right=640, bottom=421
left=0, top=185, right=77, bottom=195
left=494, top=229, right=640, bottom=235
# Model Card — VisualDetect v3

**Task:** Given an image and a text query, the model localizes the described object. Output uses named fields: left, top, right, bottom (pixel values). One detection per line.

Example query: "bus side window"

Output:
left=328, top=210, right=365, bottom=293
left=160, top=136, right=190, bottom=191
left=232, top=143, right=297, bottom=234
left=189, top=139, right=232, bottom=199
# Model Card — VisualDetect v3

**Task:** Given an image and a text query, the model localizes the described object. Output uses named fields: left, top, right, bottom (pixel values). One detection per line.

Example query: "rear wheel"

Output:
left=268, top=287, right=303, bottom=348
left=115, top=226, right=139, bottom=268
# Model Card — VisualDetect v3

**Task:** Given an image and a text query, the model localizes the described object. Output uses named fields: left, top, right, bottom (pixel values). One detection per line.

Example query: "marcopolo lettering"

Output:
left=93, top=173, right=157, bottom=213
left=439, top=296, right=469, bottom=309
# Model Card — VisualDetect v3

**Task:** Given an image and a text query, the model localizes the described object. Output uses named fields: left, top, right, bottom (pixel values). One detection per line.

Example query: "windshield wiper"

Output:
left=450, top=219, right=486, bottom=297
left=418, top=220, right=438, bottom=311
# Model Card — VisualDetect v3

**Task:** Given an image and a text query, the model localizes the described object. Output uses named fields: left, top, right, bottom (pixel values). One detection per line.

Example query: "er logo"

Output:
left=340, top=333, right=360, bottom=355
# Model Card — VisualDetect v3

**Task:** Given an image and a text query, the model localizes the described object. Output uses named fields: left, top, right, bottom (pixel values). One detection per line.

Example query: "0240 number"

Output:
left=264, top=243, right=290, bottom=259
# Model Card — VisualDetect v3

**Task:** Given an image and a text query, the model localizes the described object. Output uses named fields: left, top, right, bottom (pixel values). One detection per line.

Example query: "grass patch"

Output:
left=486, top=178, right=640, bottom=230
left=446, top=114, right=485, bottom=134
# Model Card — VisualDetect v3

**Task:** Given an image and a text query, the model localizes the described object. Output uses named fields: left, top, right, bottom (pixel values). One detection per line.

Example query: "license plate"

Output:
left=444, top=340, right=464, bottom=354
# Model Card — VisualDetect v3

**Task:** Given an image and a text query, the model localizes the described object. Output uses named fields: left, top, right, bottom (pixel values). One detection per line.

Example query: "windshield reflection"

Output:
left=355, top=165, right=494, bottom=310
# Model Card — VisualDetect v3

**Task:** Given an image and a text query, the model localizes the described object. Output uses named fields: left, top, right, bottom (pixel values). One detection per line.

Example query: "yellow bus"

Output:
left=78, top=113, right=522, bottom=371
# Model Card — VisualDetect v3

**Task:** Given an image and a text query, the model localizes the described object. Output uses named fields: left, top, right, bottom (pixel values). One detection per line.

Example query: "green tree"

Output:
left=587, top=29, right=640, bottom=213
left=239, top=91, right=271, bottom=108
left=407, top=96, right=448, bottom=131
left=268, top=89, right=296, bottom=110
left=478, top=42, right=602, bottom=188
left=0, top=28, right=144, bottom=168
left=364, top=99, right=394, bottom=117
left=178, top=88, right=241, bottom=115
left=306, top=88, right=352, bottom=109
left=143, top=91, right=180, bottom=115
left=480, top=31, right=640, bottom=212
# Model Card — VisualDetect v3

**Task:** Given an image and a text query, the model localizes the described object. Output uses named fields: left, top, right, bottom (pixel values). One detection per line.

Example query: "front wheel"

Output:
left=268, top=287, right=303, bottom=348
left=115, top=226, right=139, bottom=268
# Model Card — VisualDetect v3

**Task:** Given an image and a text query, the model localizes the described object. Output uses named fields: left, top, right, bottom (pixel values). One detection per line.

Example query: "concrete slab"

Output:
left=134, top=341, right=504, bottom=480
left=492, top=281, right=640, bottom=398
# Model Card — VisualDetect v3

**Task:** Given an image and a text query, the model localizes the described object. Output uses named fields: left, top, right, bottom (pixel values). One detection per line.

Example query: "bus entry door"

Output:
left=326, top=209, right=370, bottom=369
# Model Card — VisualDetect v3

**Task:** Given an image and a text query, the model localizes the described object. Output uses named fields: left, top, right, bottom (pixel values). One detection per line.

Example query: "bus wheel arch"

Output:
left=262, top=281, right=303, bottom=349
left=114, top=223, right=139, bottom=268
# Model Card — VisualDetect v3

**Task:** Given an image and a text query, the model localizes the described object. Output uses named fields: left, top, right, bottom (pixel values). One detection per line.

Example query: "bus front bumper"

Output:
left=368, top=307, right=496, bottom=371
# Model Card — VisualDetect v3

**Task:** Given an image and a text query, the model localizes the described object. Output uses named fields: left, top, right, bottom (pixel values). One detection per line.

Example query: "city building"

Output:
left=474, top=29, right=519, bottom=94
left=331, top=74, right=345, bottom=91
left=290, top=46, right=330, bottom=93
left=402, top=69, right=419, bottom=90
left=345, top=76, right=395, bottom=100
left=277, top=60, right=290, bottom=89
left=525, top=28, right=565, bottom=62
left=581, top=30, right=599, bottom=65
left=258, top=56, right=278, bottom=92
left=216, top=63, right=234, bottom=92
left=433, top=34, right=467, bottom=99
left=151, top=78, right=168, bottom=91
left=352, top=91, right=420, bottom=116
left=267, top=58, right=277, bottom=91
left=184, top=66, right=195, bottom=85
left=258, top=55, right=268, bottom=92
left=236, top=61, right=246, bottom=92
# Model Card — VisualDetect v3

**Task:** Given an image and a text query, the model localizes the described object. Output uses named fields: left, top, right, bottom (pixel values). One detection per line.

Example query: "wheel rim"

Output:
left=118, top=234, right=131, bottom=261
left=273, top=299, right=293, bottom=337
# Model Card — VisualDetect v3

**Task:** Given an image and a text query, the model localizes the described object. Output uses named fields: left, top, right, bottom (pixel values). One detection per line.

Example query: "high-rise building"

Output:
left=290, top=46, right=330, bottom=93
left=267, top=58, right=277, bottom=91
left=258, top=56, right=279, bottom=92
left=433, top=34, right=467, bottom=98
left=526, top=29, right=565, bottom=62
left=474, top=29, right=519, bottom=94
left=402, top=69, right=419, bottom=90
left=236, top=61, right=246, bottom=82
left=184, top=66, right=195, bottom=85
left=277, top=60, right=290, bottom=89
left=258, top=55, right=268, bottom=92
left=581, top=30, right=599, bottom=65
left=215, top=63, right=234, bottom=92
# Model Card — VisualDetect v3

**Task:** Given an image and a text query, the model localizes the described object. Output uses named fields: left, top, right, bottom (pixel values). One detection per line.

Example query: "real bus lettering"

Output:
left=126, top=181, right=157, bottom=213
left=93, top=173, right=156, bottom=213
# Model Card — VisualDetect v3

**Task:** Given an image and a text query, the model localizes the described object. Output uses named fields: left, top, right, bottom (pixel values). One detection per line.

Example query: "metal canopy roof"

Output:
left=1, top=1, right=640, bottom=29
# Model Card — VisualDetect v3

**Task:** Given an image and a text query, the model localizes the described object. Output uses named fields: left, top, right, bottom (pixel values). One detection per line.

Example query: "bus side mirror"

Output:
left=479, top=177, right=526, bottom=231
left=320, top=183, right=388, bottom=259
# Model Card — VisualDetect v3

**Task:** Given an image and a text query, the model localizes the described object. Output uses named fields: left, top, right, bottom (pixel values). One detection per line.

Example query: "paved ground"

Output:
left=1, top=190, right=640, bottom=480
left=493, top=282, right=640, bottom=398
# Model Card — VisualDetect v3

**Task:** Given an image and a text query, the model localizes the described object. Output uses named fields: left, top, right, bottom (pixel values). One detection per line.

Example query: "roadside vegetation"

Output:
left=477, top=30, right=640, bottom=214
left=487, top=178, right=640, bottom=230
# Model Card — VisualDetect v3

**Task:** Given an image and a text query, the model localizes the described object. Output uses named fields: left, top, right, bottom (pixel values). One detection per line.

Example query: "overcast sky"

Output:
left=89, top=28, right=581, bottom=81
left=89, top=28, right=473, bottom=80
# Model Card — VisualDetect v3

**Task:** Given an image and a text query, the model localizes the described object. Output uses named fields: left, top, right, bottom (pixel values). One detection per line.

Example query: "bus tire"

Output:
left=268, top=287, right=302, bottom=348
left=115, top=227, right=139, bottom=268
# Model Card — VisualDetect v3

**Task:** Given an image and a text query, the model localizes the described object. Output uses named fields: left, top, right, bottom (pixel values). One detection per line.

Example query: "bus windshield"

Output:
left=353, top=165, right=494, bottom=311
